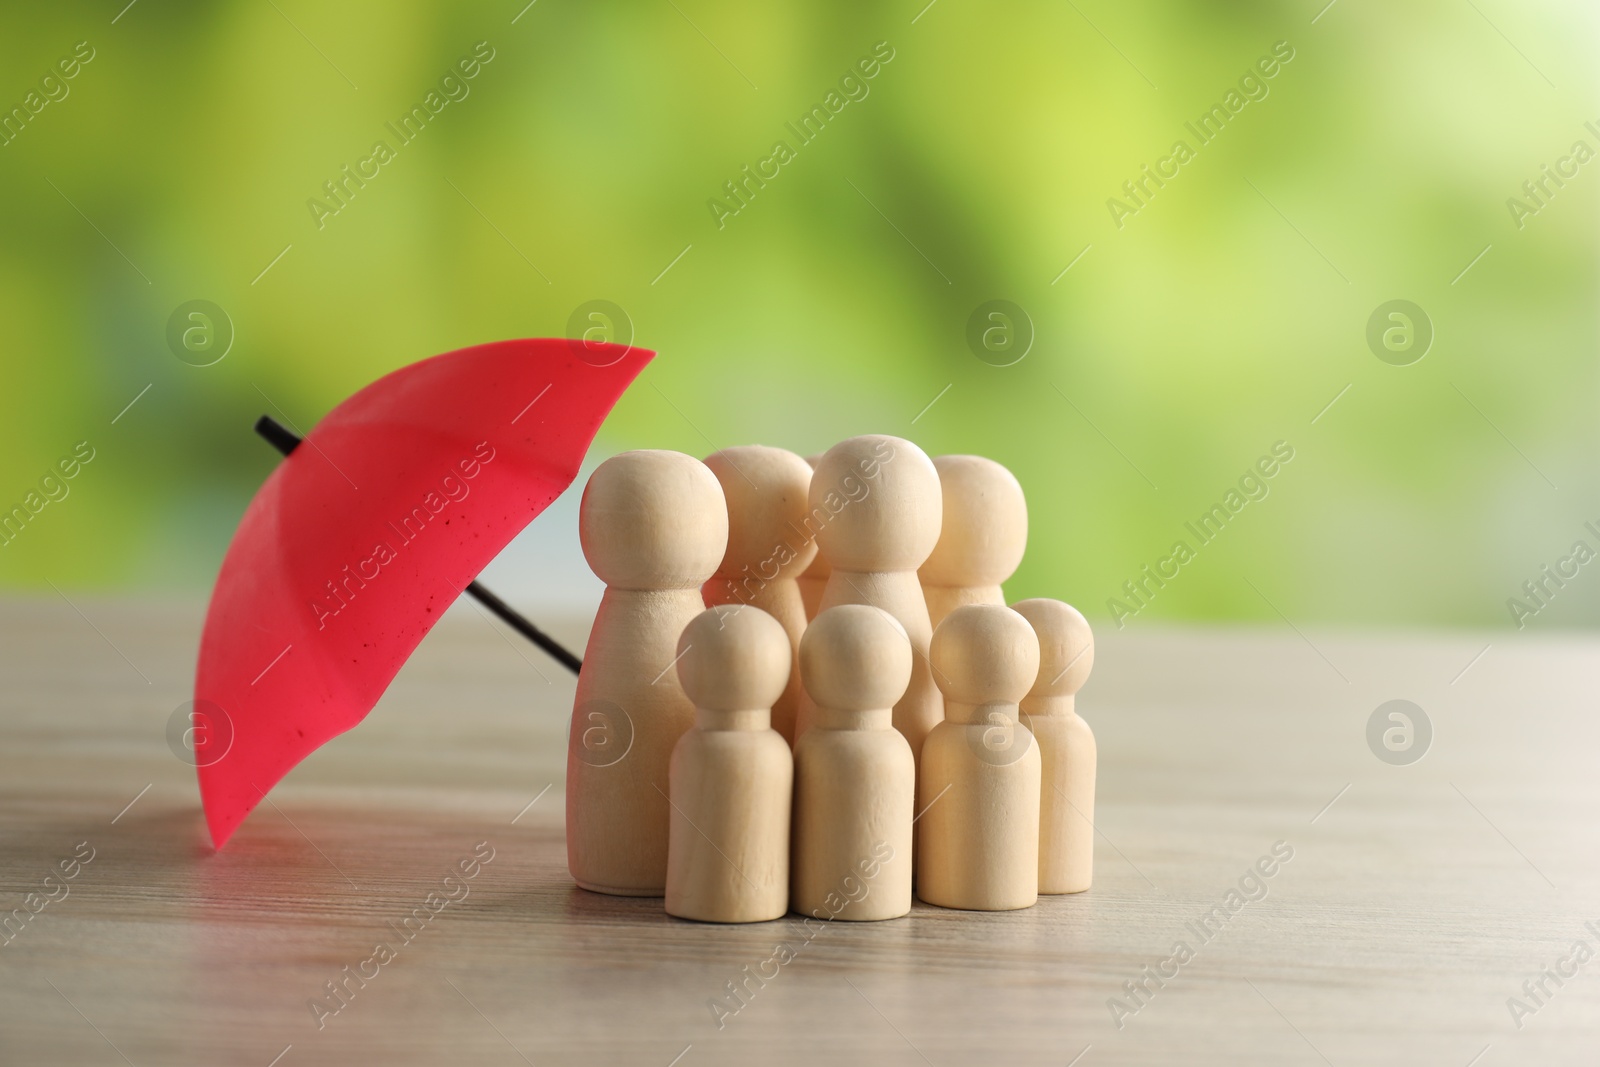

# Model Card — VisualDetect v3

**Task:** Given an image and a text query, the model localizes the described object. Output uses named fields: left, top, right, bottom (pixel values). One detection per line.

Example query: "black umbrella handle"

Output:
left=252, top=414, right=583, bottom=676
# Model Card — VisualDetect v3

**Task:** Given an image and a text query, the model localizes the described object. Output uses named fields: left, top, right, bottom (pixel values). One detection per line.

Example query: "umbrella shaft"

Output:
left=465, top=580, right=584, bottom=674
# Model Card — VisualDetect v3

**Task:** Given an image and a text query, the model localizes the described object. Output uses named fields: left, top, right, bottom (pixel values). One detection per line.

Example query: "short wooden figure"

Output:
left=919, top=455, right=1027, bottom=630
left=917, top=603, right=1041, bottom=911
left=791, top=605, right=915, bottom=921
left=566, top=451, right=728, bottom=897
left=795, top=453, right=831, bottom=621
left=701, top=446, right=818, bottom=746
left=665, top=605, right=793, bottom=923
left=801, top=435, right=943, bottom=787
left=1012, top=598, right=1096, bottom=894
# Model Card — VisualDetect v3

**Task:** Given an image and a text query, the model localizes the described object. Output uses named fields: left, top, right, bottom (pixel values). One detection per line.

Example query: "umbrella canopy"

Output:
left=195, top=338, right=650, bottom=848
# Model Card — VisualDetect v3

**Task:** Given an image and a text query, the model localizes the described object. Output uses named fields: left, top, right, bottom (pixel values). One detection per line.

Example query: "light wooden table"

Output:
left=1, top=599, right=1595, bottom=1066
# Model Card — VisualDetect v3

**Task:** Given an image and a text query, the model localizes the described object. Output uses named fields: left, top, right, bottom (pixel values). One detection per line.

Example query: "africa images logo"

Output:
left=309, top=442, right=496, bottom=630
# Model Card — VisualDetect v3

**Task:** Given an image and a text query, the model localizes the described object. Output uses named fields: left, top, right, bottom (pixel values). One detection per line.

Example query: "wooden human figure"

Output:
left=791, top=605, right=915, bottom=921
left=1012, top=598, right=1096, bottom=894
left=919, top=455, right=1028, bottom=631
left=666, top=605, right=793, bottom=923
left=566, top=451, right=728, bottom=897
left=795, top=453, right=831, bottom=621
left=701, top=446, right=818, bottom=747
left=801, top=436, right=943, bottom=785
left=917, top=604, right=1041, bottom=911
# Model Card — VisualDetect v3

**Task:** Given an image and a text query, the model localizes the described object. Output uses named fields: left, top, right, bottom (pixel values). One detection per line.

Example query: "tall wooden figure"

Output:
left=919, top=455, right=1028, bottom=630
left=701, top=446, right=817, bottom=746
left=795, top=453, right=831, bottom=622
left=567, top=451, right=728, bottom=897
left=791, top=605, right=915, bottom=921
left=802, top=436, right=943, bottom=782
left=917, top=604, right=1041, bottom=911
left=666, top=605, right=793, bottom=923
left=1012, top=598, right=1096, bottom=894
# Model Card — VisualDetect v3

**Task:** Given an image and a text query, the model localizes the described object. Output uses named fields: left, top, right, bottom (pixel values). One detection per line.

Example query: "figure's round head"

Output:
left=919, top=455, right=1028, bottom=588
left=1011, top=598, right=1094, bottom=698
left=704, top=446, right=819, bottom=580
left=676, top=605, right=791, bottom=712
left=580, top=451, right=727, bottom=590
left=929, top=603, right=1040, bottom=705
left=800, top=604, right=912, bottom=711
left=810, top=435, right=941, bottom=572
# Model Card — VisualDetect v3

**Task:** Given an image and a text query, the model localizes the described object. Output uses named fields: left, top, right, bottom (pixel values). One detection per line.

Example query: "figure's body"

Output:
left=917, top=604, right=1041, bottom=912
left=566, top=451, right=727, bottom=897
left=791, top=605, right=914, bottom=921
left=701, top=446, right=817, bottom=746
left=919, top=455, right=1027, bottom=630
left=665, top=605, right=792, bottom=923
left=1013, top=598, right=1096, bottom=894
left=798, top=436, right=943, bottom=790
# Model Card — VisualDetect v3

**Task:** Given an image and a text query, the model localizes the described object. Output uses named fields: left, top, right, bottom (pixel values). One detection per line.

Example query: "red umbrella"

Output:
left=194, top=338, right=650, bottom=848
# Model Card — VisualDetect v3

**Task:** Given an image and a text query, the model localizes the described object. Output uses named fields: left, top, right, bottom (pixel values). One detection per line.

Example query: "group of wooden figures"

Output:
left=563, top=434, right=1096, bottom=922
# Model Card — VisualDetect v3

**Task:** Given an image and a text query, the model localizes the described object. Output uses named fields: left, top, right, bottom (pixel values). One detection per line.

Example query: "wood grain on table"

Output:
left=1, top=598, right=1596, bottom=1066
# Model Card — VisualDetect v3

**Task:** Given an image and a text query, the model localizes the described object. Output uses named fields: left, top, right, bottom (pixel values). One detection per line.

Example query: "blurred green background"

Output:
left=1, top=0, right=1595, bottom=631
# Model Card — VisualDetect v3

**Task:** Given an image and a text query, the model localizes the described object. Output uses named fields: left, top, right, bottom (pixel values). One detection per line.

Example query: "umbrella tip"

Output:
left=253, top=415, right=301, bottom=457
left=204, top=807, right=237, bottom=850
